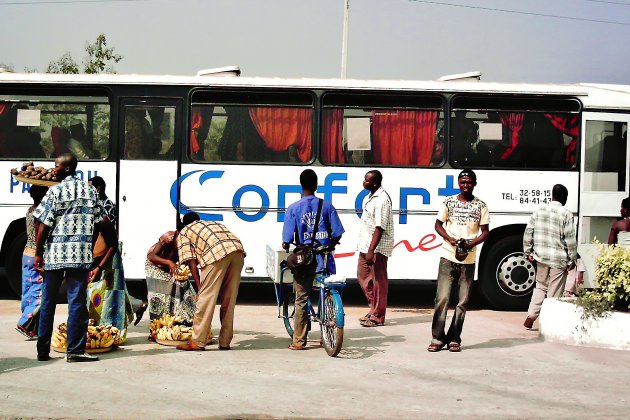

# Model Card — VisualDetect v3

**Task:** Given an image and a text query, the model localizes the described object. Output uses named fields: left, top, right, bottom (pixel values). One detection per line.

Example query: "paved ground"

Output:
left=1, top=284, right=629, bottom=419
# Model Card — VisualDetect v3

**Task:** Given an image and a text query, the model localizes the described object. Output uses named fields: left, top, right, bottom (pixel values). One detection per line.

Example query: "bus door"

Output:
left=118, top=99, right=181, bottom=280
left=578, top=112, right=630, bottom=287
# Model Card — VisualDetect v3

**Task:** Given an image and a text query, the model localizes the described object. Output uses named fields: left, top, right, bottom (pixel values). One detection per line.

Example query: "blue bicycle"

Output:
left=274, top=246, right=346, bottom=357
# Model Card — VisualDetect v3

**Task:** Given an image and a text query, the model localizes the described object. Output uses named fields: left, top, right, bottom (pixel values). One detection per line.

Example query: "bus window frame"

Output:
left=187, top=88, right=317, bottom=166
left=0, top=85, right=114, bottom=161
left=319, top=90, right=446, bottom=168
left=448, top=94, right=583, bottom=171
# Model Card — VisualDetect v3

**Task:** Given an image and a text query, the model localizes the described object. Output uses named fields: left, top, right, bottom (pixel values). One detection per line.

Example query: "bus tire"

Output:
left=5, top=231, right=26, bottom=297
left=479, top=235, right=535, bottom=311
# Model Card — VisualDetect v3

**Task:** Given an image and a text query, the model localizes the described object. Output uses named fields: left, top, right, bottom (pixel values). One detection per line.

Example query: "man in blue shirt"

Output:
left=34, top=153, right=116, bottom=363
left=282, top=169, right=344, bottom=350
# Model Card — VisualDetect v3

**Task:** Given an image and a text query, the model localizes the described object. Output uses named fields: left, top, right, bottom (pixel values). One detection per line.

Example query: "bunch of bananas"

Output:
left=149, top=314, right=192, bottom=341
left=156, top=325, right=192, bottom=341
left=51, top=322, right=120, bottom=350
left=173, top=264, right=191, bottom=281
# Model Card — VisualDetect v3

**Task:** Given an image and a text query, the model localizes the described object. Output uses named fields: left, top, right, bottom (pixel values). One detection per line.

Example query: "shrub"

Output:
left=594, top=242, right=630, bottom=312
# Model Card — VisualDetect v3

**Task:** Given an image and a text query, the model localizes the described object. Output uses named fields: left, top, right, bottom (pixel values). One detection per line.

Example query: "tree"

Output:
left=46, top=33, right=122, bottom=74
left=0, top=62, right=14, bottom=72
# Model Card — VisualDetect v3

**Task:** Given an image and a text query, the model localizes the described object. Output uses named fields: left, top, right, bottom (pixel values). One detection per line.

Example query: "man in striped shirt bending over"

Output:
left=523, top=184, right=577, bottom=329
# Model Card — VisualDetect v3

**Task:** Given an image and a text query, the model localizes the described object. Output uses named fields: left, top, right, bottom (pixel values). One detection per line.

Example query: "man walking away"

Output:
left=282, top=169, right=344, bottom=350
left=357, top=170, right=394, bottom=327
left=428, top=169, right=489, bottom=353
left=175, top=214, right=245, bottom=351
left=34, top=153, right=116, bottom=362
left=523, top=184, right=577, bottom=329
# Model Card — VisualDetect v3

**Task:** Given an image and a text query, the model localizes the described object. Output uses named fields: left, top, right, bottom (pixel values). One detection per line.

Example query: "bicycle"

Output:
left=273, top=245, right=346, bottom=357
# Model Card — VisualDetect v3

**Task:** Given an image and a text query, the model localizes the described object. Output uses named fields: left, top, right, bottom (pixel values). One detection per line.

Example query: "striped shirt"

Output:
left=357, top=187, right=395, bottom=257
left=523, top=201, right=577, bottom=269
left=177, top=220, right=245, bottom=268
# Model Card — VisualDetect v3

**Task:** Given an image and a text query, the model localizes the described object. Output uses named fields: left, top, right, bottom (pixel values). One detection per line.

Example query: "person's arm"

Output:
left=523, top=214, right=535, bottom=262
left=365, top=196, right=391, bottom=265
left=564, top=214, right=578, bottom=270
left=187, top=258, right=201, bottom=290
left=468, top=225, right=489, bottom=249
left=281, top=206, right=295, bottom=252
left=34, top=222, right=50, bottom=273
left=89, top=217, right=117, bottom=280
left=608, top=221, right=620, bottom=245
left=148, top=240, right=177, bottom=274
left=365, top=228, right=383, bottom=266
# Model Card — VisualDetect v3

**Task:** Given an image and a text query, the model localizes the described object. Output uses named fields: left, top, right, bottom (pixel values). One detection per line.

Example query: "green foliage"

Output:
left=594, top=242, right=630, bottom=311
left=46, top=52, right=80, bottom=74
left=83, top=34, right=122, bottom=74
left=574, top=242, right=630, bottom=332
left=46, top=34, right=122, bottom=75
left=575, top=290, right=611, bottom=333
left=0, top=62, right=14, bottom=71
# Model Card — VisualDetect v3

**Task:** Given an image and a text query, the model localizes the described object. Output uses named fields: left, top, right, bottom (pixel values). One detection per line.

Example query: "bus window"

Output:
left=583, top=120, right=627, bottom=192
left=321, top=93, right=444, bottom=167
left=189, top=105, right=313, bottom=164
left=450, top=96, right=580, bottom=170
left=123, top=106, right=175, bottom=160
left=0, top=94, right=110, bottom=160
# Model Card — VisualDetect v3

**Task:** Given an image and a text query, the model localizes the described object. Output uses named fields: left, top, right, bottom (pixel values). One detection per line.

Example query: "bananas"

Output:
left=52, top=322, right=120, bottom=350
left=149, top=314, right=192, bottom=341
left=173, top=264, right=191, bottom=281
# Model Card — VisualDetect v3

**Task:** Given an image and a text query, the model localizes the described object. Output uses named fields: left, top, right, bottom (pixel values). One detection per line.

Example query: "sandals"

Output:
left=427, top=343, right=444, bottom=352
left=360, top=318, right=384, bottom=327
left=358, top=313, right=371, bottom=322
left=288, top=344, right=306, bottom=351
left=448, top=342, right=461, bottom=352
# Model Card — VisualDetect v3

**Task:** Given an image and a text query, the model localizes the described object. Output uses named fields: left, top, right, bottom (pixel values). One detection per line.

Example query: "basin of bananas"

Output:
left=149, top=314, right=193, bottom=345
left=52, top=322, right=121, bottom=354
left=173, top=264, right=191, bottom=281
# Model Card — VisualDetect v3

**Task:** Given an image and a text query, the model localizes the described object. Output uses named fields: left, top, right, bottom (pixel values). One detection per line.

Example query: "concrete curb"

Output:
left=539, top=298, right=630, bottom=351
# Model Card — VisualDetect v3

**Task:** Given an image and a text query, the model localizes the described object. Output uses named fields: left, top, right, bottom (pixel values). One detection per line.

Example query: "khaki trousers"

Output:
left=527, top=262, right=567, bottom=319
left=192, top=251, right=244, bottom=348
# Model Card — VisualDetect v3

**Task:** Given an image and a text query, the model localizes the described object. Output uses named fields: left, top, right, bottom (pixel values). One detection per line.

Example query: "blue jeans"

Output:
left=37, top=268, right=90, bottom=356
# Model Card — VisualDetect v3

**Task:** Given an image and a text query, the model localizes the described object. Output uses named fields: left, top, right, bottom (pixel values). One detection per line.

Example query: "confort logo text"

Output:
left=171, top=171, right=460, bottom=225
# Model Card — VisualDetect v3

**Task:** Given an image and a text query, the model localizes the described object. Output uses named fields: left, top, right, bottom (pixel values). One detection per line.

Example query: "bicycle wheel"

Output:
left=281, top=285, right=296, bottom=338
left=322, top=291, right=344, bottom=357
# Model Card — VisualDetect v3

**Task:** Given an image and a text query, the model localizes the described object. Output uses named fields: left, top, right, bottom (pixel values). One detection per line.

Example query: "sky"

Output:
left=1, top=0, right=629, bottom=84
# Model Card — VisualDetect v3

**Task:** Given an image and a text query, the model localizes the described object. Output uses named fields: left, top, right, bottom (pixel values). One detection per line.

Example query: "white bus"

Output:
left=0, top=71, right=628, bottom=310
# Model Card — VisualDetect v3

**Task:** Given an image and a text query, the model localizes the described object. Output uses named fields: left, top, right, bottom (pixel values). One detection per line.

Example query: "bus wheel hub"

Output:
left=496, top=253, right=536, bottom=296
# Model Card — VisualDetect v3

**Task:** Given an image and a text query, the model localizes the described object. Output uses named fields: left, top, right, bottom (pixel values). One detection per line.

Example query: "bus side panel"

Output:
left=178, top=165, right=579, bottom=282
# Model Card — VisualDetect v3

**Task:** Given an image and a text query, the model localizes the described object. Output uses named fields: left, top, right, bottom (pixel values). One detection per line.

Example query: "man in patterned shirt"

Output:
left=428, top=169, right=489, bottom=353
left=175, top=214, right=245, bottom=351
left=34, top=153, right=116, bottom=362
left=357, top=170, right=394, bottom=327
left=523, top=184, right=577, bottom=329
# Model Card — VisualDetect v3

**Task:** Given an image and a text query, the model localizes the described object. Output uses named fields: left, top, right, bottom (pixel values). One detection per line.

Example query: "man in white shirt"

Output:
left=428, top=169, right=489, bottom=352
left=357, top=170, right=394, bottom=327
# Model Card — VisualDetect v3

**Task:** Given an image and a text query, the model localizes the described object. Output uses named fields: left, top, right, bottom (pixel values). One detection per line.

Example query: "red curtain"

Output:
left=322, top=109, right=344, bottom=164
left=0, top=103, right=8, bottom=116
left=372, top=110, right=437, bottom=166
left=544, top=114, right=580, bottom=166
left=499, top=113, right=524, bottom=160
left=249, top=108, right=313, bottom=162
left=190, top=108, right=203, bottom=155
